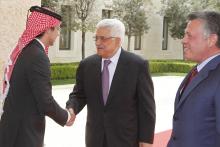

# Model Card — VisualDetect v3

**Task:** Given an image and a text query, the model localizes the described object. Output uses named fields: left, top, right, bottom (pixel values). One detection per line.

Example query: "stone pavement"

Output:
left=44, top=76, right=184, bottom=147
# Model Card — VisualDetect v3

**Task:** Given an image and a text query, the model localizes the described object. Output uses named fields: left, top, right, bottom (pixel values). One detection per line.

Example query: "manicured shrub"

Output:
left=50, top=63, right=78, bottom=80
left=50, top=60, right=196, bottom=80
left=149, top=60, right=196, bottom=73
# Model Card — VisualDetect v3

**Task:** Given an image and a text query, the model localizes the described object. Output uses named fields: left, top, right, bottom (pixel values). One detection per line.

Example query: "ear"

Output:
left=208, top=34, right=218, bottom=47
left=115, top=37, right=121, bottom=46
left=44, top=29, right=50, bottom=36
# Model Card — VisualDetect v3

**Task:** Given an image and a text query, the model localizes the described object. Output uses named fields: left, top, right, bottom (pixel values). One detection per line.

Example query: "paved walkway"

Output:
left=44, top=76, right=184, bottom=147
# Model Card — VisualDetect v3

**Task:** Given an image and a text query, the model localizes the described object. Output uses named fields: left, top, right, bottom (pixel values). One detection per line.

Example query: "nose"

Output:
left=182, top=35, right=187, bottom=44
left=95, top=39, right=102, bottom=46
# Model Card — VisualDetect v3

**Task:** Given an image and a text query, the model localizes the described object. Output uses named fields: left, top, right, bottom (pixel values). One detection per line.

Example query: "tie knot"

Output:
left=104, top=60, right=111, bottom=66
left=188, top=67, right=198, bottom=83
left=191, top=67, right=198, bottom=77
left=179, top=66, right=198, bottom=98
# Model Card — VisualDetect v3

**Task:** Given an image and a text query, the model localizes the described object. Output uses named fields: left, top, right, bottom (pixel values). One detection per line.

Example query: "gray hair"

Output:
left=187, top=11, right=220, bottom=48
left=96, top=18, right=125, bottom=45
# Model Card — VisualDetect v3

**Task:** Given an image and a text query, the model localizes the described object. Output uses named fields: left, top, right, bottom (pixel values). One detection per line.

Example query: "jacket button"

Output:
left=173, top=136, right=176, bottom=140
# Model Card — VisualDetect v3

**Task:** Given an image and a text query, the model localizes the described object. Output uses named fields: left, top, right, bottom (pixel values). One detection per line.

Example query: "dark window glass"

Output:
left=102, top=9, right=112, bottom=18
left=162, top=17, right=168, bottom=50
left=59, top=5, right=71, bottom=50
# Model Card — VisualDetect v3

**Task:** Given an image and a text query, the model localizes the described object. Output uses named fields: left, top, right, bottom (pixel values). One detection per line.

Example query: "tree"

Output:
left=42, top=0, right=99, bottom=59
left=41, top=0, right=59, bottom=11
left=71, top=0, right=97, bottom=59
left=160, top=0, right=220, bottom=39
left=113, top=0, right=151, bottom=51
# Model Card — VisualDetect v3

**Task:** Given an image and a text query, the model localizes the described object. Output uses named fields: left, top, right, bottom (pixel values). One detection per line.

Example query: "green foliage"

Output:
left=113, top=0, right=151, bottom=50
left=149, top=60, right=196, bottom=73
left=50, top=63, right=78, bottom=80
left=41, top=0, right=100, bottom=59
left=51, top=78, right=75, bottom=85
left=160, top=0, right=191, bottom=39
left=49, top=60, right=195, bottom=82
left=41, top=0, right=60, bottom=12
left=41, top=0, right=99, bottom=32
left=70, top=0, right=99, bottom=32
left=113, top=0, right=150, bottom=36
left=160, top=0, right=220, bottom=39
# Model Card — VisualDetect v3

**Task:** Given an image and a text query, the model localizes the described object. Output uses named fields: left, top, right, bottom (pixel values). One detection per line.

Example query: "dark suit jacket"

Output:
left=66, top=49, right=155, bottom=147
left=0, top=40, right=68, bottom=147
left=168, top=55, right=220, bottom=147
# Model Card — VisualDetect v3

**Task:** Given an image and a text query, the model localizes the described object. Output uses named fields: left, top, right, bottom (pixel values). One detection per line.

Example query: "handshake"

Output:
left=65, top=108, right=76, bottom=126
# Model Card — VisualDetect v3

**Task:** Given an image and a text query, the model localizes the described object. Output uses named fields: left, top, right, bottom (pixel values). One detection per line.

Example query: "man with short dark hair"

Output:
left=168, top=11, right=220, bottom=147
left=0, top=6, right=74, bottom=147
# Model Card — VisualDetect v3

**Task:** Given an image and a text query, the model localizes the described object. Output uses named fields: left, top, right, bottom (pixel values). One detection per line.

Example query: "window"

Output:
left=162, top=17, right=168, bottom=50
left=134, top=35, right=142, bottom=50
left=59, top=5, right=71, bottom=50
left=102, top=9, right=112, bottom=18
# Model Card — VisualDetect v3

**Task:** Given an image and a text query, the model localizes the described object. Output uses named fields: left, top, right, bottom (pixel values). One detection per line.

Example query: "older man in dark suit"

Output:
left=0, top=6, right=74, bottom=147
left=66, top=19, right=155, bottom=147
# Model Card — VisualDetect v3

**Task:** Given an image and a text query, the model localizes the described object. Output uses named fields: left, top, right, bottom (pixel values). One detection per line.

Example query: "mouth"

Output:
left=97, top=47, right=104, bottom=50
left=183, top=45, right=189, bottom=51
left=183, top=47, right=187, bottom=50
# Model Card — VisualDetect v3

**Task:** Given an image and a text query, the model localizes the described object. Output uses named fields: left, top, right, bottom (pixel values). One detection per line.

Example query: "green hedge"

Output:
left=149, top=60, right=195, bottom=73
left=50, top=64, right=78, bottom=80
left=50, top=60, right=196, bottom=80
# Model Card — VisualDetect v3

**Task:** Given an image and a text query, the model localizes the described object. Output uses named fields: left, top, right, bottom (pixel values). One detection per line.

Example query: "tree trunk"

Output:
left=127, top=26, right=132, bottom=51
left=127, top=35, right=131, bottom=51
left=82, top=31, right=85, bottom=59
left=139, top=33, right=142, bottom=50
left=81, top=20, right=86, bottom=59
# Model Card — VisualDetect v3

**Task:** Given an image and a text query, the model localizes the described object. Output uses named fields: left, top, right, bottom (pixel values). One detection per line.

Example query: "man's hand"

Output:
left=65, top=108, right=76, bottom=126
left=139, top=142, right=153, bottom=147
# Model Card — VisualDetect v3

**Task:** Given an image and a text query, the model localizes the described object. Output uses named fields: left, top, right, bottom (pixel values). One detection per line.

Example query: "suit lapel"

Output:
left=175, top=55, right=220, bottom=111
left=176, top=72, right=206, bottom=109
left=105, top=50, right=127, bottom=106
left=32, top=39, right=45, bottom=52
left=174, top=75, right=189, bottom=109
left=91, top=55, right=103, bottom=106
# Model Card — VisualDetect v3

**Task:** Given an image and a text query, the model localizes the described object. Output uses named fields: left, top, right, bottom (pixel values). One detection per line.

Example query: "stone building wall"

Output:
left=0, top=0, right=40, bottom=92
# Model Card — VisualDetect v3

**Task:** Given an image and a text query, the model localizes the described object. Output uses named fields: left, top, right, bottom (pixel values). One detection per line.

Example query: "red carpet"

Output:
left=153, top=130, right=172, bottom=147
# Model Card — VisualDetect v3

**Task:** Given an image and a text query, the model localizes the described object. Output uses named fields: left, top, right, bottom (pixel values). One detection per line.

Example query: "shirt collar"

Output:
left=102, top=47, right=121, bottom=65
left=197, top=53, right=220, bottom=72
left=35, top=38, right=45, bottom=50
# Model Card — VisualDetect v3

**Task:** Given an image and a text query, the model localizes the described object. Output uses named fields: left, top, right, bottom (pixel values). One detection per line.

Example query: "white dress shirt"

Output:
left=197, top=53, right=220, bottom=72
left=35, top=38, right=45, bottom=49
left=101, top=47, right=122, bottom=89
left=35, top=38, right=71, bottom=123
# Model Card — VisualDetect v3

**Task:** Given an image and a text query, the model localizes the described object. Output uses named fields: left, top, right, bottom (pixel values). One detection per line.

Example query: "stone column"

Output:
left=0, top=0, right=41, bottom=91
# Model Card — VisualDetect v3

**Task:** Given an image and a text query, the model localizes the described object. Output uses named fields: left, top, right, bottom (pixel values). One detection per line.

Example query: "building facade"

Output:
left=0, top=0, right=41, bottom=90
left=48, top=0, right=183, bottom=63
left=0, top=0, right=183, bottom=78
